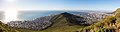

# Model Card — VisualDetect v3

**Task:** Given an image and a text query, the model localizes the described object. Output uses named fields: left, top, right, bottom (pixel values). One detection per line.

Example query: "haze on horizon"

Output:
left=0, top=0, right=119, bottom=23
left=0, top=0, right=120, bottom=11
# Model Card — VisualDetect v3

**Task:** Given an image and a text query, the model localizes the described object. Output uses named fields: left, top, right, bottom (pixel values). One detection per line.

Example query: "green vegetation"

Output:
left=78, top=16, right=116, bottom=32
left=0, top=21, right=19, bottom=32
left=12, top=13, right=86, bottom=32
left=78, top=8, right=120, bottom=32
left=1, top=8, right=120, bottom=32
left=40, top=14, right=84, bottom=32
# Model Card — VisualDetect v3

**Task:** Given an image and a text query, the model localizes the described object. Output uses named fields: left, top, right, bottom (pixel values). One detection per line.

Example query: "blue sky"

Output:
left=0, top=0, right=120, bottom=11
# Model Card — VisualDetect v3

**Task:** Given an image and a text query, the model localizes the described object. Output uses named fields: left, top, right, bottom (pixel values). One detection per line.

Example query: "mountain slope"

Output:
left=7, top=12, right=109, bottom=32
left=15, top=12, right=87, bottom=32
left=0, top=21, right=19, bottom=32
left=78, top=8, right=120, bottom=32
left=41, top=12, right=86, bottom=32
left=11, top=12, right=90, bottom=32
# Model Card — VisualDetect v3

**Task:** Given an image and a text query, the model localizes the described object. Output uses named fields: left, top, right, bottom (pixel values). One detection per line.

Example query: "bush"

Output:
left=97, top=28, right=115, bottom=32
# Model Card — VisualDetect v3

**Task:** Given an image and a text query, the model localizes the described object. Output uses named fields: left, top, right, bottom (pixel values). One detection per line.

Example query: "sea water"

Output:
left=0, top=10, right=109, bottom=21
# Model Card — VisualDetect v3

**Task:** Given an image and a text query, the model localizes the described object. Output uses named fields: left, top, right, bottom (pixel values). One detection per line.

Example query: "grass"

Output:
left=40, top=15, right=83, bottom=32
left=0, top=21, right=19, bottom=32
left=1, top=8, right=120, bottom=32
left=12, top=14, right=86, bottom=32
left=78, top=8, right=120, bottom=32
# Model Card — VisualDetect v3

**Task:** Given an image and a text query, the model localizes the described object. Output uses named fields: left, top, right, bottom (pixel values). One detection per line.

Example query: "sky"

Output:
left=0, top=0, right=120, bottom=11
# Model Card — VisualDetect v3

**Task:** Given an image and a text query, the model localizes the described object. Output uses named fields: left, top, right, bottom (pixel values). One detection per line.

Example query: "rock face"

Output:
left=7, top=12, right=111, bottom=30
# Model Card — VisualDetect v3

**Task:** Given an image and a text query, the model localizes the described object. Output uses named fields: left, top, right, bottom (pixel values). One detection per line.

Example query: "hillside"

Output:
left=6, top=11, right=110, bottom=32
left=1, top=9, right=118, bottom=32
left=9, top=12, right=88, bottom=32
left=40, top=12, right=88, bottom=32
left=78, top=8, right=120, bottom=32
left=0, top=21, right=19, bottom=32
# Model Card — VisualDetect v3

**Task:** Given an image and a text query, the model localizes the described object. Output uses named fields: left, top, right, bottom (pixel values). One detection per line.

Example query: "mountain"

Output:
left=7, top=12, right=87, bottom=30
left=6, top=11, right=110, bottom=32
left=1, top=8, right=120, bottom=32
left=40, top=12, right=110, bottom=32
left=41, top=12, right=85, bottom=32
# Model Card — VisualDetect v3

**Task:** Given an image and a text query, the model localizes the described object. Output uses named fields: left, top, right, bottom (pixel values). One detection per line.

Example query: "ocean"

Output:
left=0, top=10, right=110, bottom=21
left=17, top=11, right=65, bottom=20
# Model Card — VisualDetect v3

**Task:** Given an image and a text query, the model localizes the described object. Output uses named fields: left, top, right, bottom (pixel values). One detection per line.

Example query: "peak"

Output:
left=59, top=12, right=75, bottom=17
left=60, top=12, right=72, bottom=15
left=61, top=12, right=70, bottom=14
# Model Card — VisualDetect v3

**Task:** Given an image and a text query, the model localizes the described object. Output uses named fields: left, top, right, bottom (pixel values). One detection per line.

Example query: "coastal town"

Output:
left=7, top=11, right=112, bottom=30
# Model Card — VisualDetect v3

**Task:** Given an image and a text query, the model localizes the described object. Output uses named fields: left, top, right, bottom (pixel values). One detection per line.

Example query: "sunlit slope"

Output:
left=0, top=21, right=19, bottom=32
left=12, top=11, right=111, bottom=32
left=78, top=8, right=120, bottom=32
left=41, top=12, right=86, bottom=32
left=15, top=12, right=87, bottom=32
left=2, top=8, right=120, bottom=32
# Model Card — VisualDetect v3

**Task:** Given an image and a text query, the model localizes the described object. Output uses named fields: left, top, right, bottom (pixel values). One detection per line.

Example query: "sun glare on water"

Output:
left=3, top=0, right=18, bottom=23
left=4, top=9, right=18, bottom=22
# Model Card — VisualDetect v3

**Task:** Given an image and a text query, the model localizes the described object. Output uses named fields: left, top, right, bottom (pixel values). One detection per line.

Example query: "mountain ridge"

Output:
left=0, top=9, right=116, bottom=32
